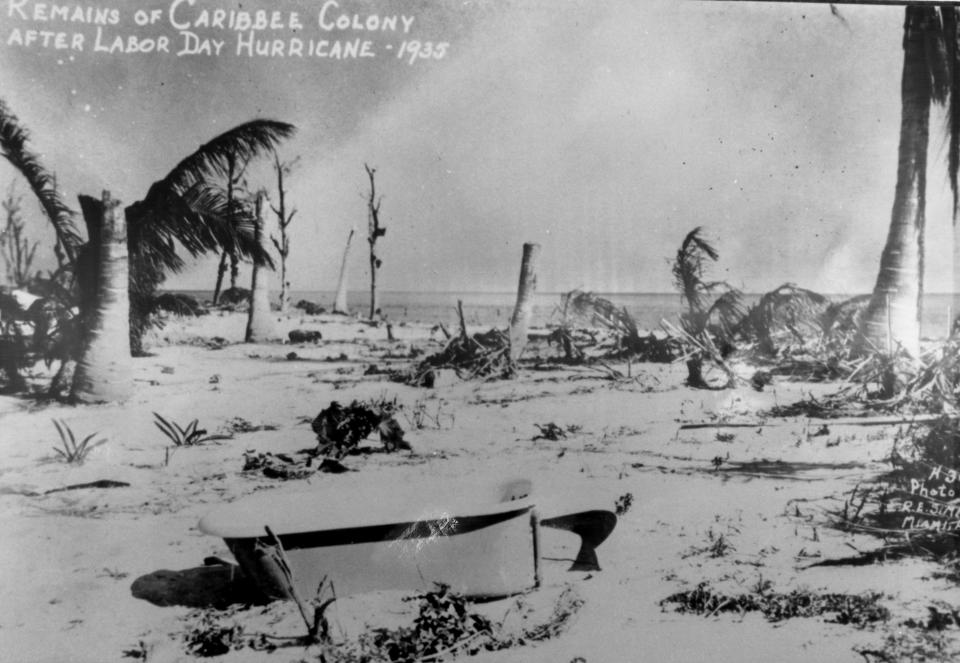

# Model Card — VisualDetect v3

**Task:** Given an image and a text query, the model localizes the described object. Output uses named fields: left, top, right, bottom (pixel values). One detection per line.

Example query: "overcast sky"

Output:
left=1, top=0, right=953, bottom=295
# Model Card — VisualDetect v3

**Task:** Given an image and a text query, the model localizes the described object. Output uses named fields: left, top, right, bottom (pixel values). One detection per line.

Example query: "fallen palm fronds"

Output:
left=740, top=283, right=830, bottom=356
left=553, top=290, right=683, bottom=362
left=764, top=336, right=960, bottom=418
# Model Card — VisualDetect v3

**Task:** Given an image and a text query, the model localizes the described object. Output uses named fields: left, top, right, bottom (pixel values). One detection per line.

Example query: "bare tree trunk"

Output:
left=246, top=193, right=276, bottom=342
left=857, top=7, right=932, bottom=360
left=509, top=242, right=540, bottom=362
left=71, top=190, right=132, bottom=404
left=270, top=151, right=298, bottom=314
left=365, top=164, right=385, bottom=320
left=212, top=251, right=228, bottom=304
left=333, top=228, right=354, bottom=315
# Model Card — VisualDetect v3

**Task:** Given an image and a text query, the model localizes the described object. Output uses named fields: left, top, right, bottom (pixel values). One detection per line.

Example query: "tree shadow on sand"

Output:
left=131, top=563, right=265, bottom=609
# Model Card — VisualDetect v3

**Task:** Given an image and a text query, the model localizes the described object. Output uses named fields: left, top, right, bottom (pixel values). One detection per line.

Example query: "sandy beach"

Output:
left=0, top=308, right=955, bottom=662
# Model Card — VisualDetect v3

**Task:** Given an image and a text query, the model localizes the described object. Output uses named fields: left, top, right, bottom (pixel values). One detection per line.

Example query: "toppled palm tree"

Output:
left=671, top=228, right=746, bottom=388
left=741, top=283, right=830, bottom=356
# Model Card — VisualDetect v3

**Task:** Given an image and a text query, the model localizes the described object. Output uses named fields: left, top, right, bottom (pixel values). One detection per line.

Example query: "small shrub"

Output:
left=51, top=419, right=106, bottom=464
left=615, top=493, right=634, bottom=516
left=362, top=585, right=493, bottom=661
left=311, top=398, right=409, bottom=458
left=182, top=609, right=244, bottom=657
left=153, top=412, right=231, bottom=447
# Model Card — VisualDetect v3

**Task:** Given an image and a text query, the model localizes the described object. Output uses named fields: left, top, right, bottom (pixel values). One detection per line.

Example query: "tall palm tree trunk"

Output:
left=245, top=193, right=276, bottom=342
left=333, top=228, right=354, bottom=315
left=858, top=7, right=934, bottom=359
left=71, top=191, right=132, bottom=403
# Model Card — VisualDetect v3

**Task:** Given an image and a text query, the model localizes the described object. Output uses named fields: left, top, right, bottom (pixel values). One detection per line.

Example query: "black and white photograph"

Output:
left=1, top=0, right=959, bottom=661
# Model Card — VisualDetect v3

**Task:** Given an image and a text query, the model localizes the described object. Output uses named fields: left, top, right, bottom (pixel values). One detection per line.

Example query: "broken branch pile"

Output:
left=412, top=327, right=514, bottom=384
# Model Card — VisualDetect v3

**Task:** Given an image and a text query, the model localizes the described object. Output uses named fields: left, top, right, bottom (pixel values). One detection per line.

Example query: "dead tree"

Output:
left=1, top=182, right=37, bottom=287
left=270, top=151, right=298, bottom=313
left=333, top=227, right=354, bottom=315
left=364, top=164, right=385, bottom=320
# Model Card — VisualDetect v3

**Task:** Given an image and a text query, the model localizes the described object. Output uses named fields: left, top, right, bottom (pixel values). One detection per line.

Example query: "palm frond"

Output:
left=0, top=98, right=82, bottom=263
left=672, top=227, right=720, bottom=317
left=156, top=119, right=296, bottom=193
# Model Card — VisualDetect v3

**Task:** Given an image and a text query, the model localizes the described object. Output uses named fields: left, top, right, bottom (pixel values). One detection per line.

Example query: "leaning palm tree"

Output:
left=123, top=119, right=295, bottom=354
left=858, top=6, right=960, bottom=359
left=0, top=98, right=83, bottom=271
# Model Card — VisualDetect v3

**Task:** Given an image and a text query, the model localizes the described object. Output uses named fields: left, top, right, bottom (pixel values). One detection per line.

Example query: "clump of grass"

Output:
left=52, top=419, right=106, bottom=464
left=402, top=398, right=454, bottom=430
left=153, top=412, right=231, bottom=447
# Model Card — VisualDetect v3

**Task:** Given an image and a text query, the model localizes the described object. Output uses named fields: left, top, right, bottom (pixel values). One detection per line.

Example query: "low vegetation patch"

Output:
left=153, top=412, right=232, bottom=447
left=661, top=582, right=889, bottom=626
left=159, top=585, right=584, bottom=662
left=51, top=419, right=106, bottom=464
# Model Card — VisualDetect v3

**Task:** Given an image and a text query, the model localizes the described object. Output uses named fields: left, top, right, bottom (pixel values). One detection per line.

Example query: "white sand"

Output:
left=0, top=310, right=956, bottom=662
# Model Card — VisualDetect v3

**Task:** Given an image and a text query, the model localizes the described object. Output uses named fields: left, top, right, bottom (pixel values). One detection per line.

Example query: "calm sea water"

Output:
left=177, top=290, right=957, bottom=338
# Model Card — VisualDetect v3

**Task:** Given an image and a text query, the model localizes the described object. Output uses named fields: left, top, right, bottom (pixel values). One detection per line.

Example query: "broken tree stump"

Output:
left=509, top=242, right=540, bottom=362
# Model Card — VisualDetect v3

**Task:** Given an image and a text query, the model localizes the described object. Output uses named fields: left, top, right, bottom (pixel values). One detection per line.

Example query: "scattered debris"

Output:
left=532, top=423, right=568, bottom=441
left=413, top=327, right=514, bottom=384
left=225, top=418, right=278, bottom=434
left=43, top=480, right=130, bottom=495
